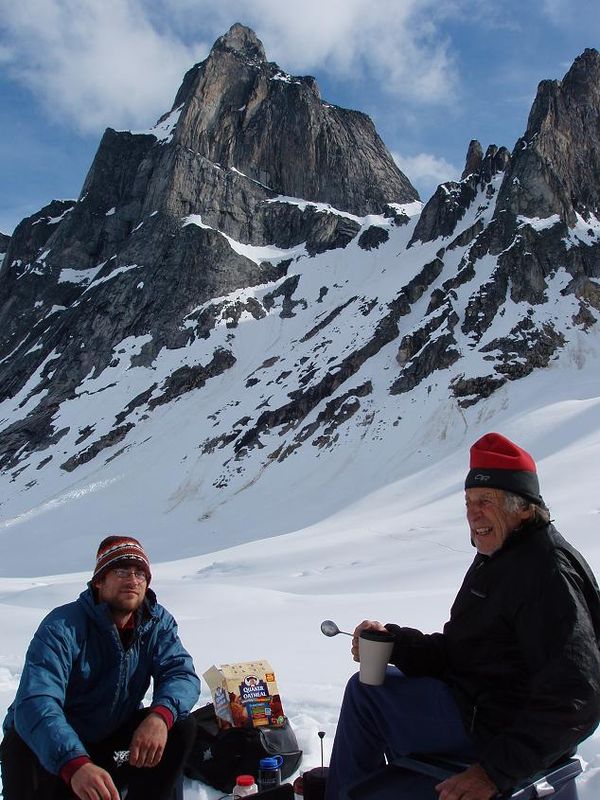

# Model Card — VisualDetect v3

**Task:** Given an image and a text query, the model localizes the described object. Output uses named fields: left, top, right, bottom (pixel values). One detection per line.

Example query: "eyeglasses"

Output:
left=112, top=568, right=147, bottom=582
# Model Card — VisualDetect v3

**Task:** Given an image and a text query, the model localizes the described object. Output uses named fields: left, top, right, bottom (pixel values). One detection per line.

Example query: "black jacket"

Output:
left=386, top=523, right=600, bottom=793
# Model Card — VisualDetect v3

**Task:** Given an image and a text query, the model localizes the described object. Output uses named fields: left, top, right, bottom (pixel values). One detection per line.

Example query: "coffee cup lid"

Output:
left=359, top=629, right=394, bottom=642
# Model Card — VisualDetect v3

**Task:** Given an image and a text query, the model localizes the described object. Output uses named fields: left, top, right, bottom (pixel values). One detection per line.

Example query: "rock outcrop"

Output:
left=461, top=140, right=483, bottom=180
left=169, top=24, right=418, bottom=217
left=492, top=48, right=600, bottom=241
left=409, top=143, right=511, bottom=247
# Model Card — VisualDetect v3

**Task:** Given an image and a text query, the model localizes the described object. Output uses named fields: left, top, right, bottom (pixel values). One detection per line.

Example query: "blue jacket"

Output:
left=3, top=586, right=200, bottom=775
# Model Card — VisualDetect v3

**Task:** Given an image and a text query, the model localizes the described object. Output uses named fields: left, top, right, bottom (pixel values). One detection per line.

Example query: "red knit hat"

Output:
left=465, top=432, right=541, bottom=504
left=92, top=536, right=151, bottom=583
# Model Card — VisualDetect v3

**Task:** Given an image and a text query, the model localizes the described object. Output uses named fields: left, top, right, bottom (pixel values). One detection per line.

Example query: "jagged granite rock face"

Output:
left=22, top=23, right=416, bottom=283
left=169, top=24, right=417, bottom=216
left=0, top=200, right=79, bottom=363
left=492, top=48, right=600, bottom=240
left=410, top=53, right=600, bottom=276
left=461, top=140, right=483, bottom=180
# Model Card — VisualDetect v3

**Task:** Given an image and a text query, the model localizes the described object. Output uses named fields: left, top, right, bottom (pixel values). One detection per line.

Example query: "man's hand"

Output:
left=351, top=620, right=389, bottom=662
left=435, top=763, right=498, bottom=800
left=70, top=763, right=120, bottom=800
left=129, top=712, right=168, bottom=768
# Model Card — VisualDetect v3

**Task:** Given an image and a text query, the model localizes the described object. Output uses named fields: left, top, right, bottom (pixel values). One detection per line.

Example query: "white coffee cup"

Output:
left=358, top=629, right=395, bottom=685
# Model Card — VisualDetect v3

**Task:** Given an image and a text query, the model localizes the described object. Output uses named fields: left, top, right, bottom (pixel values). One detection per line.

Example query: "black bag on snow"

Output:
left=184, top=703, right=302, bottom=792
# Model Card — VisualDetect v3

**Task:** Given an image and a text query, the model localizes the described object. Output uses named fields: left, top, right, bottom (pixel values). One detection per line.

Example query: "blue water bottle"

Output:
left=258, top=755, right=283, bottom=791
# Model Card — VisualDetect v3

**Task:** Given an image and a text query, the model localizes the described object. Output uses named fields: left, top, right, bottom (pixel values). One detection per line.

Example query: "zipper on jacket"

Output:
left=470, top=704, right=478, bottom=733
left=108, top=627, right=130, bottom=716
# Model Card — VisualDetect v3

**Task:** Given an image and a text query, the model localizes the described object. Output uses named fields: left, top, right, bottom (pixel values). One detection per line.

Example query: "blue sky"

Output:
left=1, top=0, right=599, bottom=235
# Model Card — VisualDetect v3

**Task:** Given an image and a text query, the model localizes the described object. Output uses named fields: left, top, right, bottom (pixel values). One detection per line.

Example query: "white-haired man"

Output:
left=326, top=433, right=600, bottom=800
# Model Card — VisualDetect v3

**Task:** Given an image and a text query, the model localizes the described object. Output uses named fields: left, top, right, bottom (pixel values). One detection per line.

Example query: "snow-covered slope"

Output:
left=1, top=183, right=598, bottom=574
left=0, top=189, right=599, bottom=795
left=1, top=363, right=599, bottom=797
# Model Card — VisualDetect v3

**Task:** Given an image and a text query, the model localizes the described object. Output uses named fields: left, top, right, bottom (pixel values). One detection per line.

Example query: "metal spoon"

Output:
left=321, top=619, right=353, bottom=637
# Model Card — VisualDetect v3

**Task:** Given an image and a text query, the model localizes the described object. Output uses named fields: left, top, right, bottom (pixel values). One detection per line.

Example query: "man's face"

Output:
left=465, top=488, right=531, bottom=556
left=94, top=563, right=147, bottom=615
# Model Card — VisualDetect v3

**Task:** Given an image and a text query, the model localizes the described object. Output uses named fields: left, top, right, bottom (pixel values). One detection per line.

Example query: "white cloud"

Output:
left=541, top=0, right=600, bottom=34
left=0, top=0, right=208, bottom=133
left=0, top=0, right=463, bottom=135
left=251, top=0, right=458, bottom=100
left=393, top=151, right=460, bottom=199
left=541, top=0, right=568, bottom=23
left=0, top=44, right=14, bottom=64
left=217, top=0, right=459, bottom=103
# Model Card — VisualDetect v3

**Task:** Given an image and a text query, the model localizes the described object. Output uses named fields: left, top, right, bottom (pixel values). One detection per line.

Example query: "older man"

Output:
left=1, top=535, right=200, bottom=800
left=325, top=433, right=600, bottom=800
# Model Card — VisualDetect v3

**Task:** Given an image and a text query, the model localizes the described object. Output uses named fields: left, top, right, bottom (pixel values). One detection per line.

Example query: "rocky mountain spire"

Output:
left=166, top=23, right=417, bottom=217
left=411, top=50, right=600, bottom=254
left=493, top=47, right=600, bottom=230
left=461, top=139, right=483, bottom=180
left=170, top=22, right=268, bottom=111
left=212, top=21, right=267, bottom=61
left=394, top=49, right=600, bottom=414
left=0, top=24, right=417, bottom=297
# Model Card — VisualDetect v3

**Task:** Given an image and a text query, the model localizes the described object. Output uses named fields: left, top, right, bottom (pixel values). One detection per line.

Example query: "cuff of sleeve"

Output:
left=384, top=624, right=403, bottom=663
left=478, top=749, right=517, bottom=795
left=60, top=755, right=91, bottom=785
left=150, top=705, right=174, bottom=730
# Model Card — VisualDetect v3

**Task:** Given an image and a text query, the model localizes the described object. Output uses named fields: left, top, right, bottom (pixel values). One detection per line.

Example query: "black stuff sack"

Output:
left=184, top=703, right=302, bottom=792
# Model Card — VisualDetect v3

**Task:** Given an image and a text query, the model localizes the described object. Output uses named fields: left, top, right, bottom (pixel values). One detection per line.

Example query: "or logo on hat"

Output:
left=474, top=473, right=491, bottom=482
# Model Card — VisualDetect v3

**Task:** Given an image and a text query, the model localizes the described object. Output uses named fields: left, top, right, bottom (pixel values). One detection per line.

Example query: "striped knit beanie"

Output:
left=465, top=432, right=541, bottom=505
left=92, top=536, right=152, bottom=583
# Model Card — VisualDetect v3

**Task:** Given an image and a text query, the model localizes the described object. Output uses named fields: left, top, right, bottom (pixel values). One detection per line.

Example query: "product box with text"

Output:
left=203, top=659, right=285, bottom=729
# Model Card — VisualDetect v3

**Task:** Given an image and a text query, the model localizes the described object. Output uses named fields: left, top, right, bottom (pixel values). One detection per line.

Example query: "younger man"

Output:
left=1, top=535, right=200, bottom=800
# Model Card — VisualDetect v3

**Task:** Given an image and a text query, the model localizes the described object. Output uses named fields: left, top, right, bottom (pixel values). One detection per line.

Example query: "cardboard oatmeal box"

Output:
left=203, top=659, right=286, bottom=729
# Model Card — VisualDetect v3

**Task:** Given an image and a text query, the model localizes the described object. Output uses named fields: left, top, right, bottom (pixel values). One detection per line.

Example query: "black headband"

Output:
left=465, top=467, right=541, bottom=505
